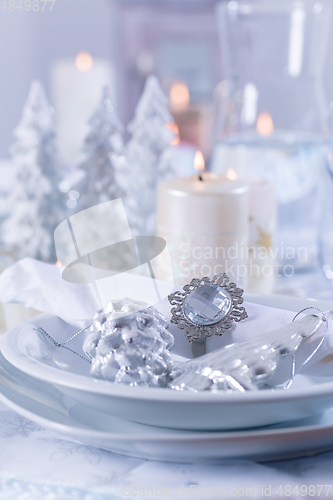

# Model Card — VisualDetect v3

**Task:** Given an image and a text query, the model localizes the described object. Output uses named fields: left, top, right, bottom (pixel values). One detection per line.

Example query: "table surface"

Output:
left=0, top=271, right=333, bottom=499
left=1, top=399, right=333, bottom=500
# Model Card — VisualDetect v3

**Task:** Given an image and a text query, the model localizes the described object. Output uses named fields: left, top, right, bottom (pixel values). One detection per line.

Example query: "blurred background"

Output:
left=1, top=0, right=333, bottom=159
left=1, top=0, right=333, bottom=322
left=0, top=0, right=222, bottom=162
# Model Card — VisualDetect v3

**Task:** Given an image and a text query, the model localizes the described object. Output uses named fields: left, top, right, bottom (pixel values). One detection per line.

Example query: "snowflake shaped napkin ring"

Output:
left=168, top=272, right=247, bottom=345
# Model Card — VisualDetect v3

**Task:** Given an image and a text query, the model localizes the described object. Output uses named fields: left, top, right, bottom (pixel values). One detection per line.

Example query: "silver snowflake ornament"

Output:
left=168, top=273, right=247, bottom=342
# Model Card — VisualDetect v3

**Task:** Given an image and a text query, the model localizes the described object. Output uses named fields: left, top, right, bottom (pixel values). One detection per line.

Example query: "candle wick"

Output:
left=198, top=174, right=203, bottom=181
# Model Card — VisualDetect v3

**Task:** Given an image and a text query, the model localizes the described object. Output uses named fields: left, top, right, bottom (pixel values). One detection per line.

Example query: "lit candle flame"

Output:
left=75, top=52, right=93, bottom=72
left=256, top=112, right=274, bottom=136
left=194, top=151, right=205, bottom=172
left=169, top=82, right=190, bottom=113
left=226, top=167, right=238, bottom=180
left=55, top=260, right=62, bottom=267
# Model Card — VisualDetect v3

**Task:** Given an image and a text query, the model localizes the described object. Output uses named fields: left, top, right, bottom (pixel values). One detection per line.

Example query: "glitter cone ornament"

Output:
left=83, top=298, right=174, bottom=387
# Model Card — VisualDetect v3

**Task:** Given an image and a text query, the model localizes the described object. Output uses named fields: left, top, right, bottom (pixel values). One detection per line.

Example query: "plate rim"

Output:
left=2, top=293, right=333, bottom=404
left=1, top=367, right=333, bottom=443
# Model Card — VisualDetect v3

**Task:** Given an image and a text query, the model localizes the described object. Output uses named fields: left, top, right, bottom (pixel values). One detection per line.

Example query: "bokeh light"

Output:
left=75, top=52, right=93, bottom=72
left=166, top=122, right=180, bottom=145
left=226, top=167, right=238, bottom=180
left=169, top=82, right=190, bottom=113
left=256, top=112, right=274, bottom=136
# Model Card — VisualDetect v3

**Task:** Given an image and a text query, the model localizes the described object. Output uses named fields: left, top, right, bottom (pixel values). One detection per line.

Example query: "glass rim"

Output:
left=216, top=0, right=330, bottom=16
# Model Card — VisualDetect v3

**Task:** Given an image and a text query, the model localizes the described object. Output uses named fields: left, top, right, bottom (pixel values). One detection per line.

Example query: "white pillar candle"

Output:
left=157, top=168, right=249, bottom=287
left=227, top=170, right=276, bottom=294
left=50, top=55, right=115, bottom=163
left=247, top=177, right=276, bottom=294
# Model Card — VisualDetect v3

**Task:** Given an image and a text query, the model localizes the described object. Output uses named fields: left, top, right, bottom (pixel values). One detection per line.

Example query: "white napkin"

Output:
left=0, top=258, right=99, bottom=327
left=0, top=258, right=173, bottom=327
left=0, top=258, right=332, bottom=369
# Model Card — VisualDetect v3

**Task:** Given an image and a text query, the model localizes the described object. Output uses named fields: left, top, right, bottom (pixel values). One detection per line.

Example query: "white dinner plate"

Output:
left=2, top=294, right=333, bottom=430
left=1, top=352, right=333, bottom=463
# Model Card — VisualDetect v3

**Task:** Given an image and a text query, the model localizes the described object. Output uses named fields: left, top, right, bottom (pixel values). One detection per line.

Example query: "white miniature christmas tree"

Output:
left=75, top=87, right=125, bottom=211
left=2, top=81, right=67, bottom=262
left=124, top=75, right=175, bottom=236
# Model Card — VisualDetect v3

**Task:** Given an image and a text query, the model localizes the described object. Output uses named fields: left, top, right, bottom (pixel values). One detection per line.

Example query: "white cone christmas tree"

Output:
left=124, top=75, right=175, bottom=236
left=2, top=81, right=67, bottom=262
left=75, top=87, right=125, bottom=211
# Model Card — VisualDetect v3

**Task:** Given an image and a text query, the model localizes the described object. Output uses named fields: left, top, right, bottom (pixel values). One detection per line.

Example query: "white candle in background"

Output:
left=227, top=168, right=276, bottom=294
left=50, top=54, right=115, bottom=162
left=157, top=152, right=249, bottom=287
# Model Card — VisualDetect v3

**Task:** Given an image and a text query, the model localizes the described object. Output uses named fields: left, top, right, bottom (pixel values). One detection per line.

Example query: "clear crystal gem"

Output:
left=184, top=284, right=232, bottom=326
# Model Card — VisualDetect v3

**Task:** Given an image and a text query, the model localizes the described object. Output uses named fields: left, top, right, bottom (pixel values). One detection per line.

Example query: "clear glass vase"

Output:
left=321, top=150, right=333, bottom=280
left=212, top=0, right=331, bottom=273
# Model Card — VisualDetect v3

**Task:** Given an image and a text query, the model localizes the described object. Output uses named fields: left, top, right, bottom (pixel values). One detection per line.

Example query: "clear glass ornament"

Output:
left=169, top=310, right=332, bottom=392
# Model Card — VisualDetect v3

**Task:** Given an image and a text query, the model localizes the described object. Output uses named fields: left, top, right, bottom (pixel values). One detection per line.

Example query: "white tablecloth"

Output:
left=1, top=398, right=333, bottom=499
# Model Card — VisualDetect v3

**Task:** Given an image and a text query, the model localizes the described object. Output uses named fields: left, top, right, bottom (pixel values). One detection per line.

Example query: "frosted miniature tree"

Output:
left=2, top=81, right=67, bottom=262
left=124, top=75, right=175, bottom=236
left=75, top=87, right=125, bottom=211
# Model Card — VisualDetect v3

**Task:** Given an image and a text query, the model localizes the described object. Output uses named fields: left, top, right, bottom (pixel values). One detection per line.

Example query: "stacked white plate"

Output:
left=1, top=293, right=333, bottom=462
